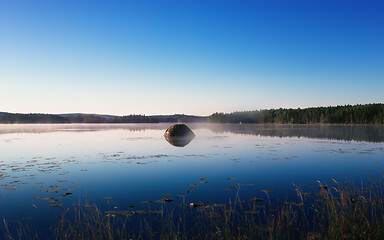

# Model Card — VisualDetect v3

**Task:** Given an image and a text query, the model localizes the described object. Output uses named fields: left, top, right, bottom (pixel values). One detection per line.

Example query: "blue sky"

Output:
left=0, top=0, right=383, bottom=115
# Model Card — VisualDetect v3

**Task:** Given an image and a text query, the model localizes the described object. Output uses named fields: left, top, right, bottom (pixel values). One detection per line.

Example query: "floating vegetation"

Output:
left=105, top=210, right=136, bottom=217
left=40, top=189, right=59, bottom=193
left=61, top=192, right=73, bottom=197
left=254, top=205, right=265, bottom=209
left=250, top=197, right=263, bottom=202
left=137, top=210, right=162, bottom=215
left=281, top=202, right=300, bottom=206
left=190, top=203, right=203, bottom=208
left=188, top=184, right=198, bottom=187
left=227, top=177, right=236, bottom=180
left=163, top=198, right=174, bottom=203
left=49, top=203, right=62, bottom=207
left=1, top=184, right=15, bottom=187
left=33, top=197, right=53, bottom=200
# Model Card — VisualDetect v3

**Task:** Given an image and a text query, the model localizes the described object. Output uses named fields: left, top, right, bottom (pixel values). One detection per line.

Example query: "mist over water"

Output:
left=0, top=123, right=383, bottom=237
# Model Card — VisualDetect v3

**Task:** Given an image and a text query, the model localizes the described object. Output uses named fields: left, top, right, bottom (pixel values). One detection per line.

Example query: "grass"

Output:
left=4, top=178, right=384, bottom=240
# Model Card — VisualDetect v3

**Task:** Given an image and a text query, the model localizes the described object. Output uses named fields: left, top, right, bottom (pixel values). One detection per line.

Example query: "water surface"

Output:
left=0, top=123, right=383, bottom=235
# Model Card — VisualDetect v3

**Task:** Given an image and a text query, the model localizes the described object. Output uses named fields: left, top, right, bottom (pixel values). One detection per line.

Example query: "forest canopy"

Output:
left=208, top=104, right=384, bottom=124
left=0, top=114, right=206, bottom=124
left=0, top=104, right=383, bottom=124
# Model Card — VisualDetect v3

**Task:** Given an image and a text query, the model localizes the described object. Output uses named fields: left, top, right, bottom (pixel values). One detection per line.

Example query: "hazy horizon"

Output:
left=1, top=1, right=383, bottom=115
left=1, top=102, right=384, bottom=117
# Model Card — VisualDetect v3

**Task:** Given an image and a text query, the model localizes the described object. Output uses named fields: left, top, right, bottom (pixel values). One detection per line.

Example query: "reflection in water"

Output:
left=208, top=124, right=384, bottom=142
left=164, top=135, right=195, bottom=147
left=0, top=123, right=384, bottom=237
left=0, top=123, right=383, bottom=142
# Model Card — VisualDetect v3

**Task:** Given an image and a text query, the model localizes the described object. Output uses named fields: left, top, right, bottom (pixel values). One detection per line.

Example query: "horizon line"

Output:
left=1, top=103, right=383, bottom=117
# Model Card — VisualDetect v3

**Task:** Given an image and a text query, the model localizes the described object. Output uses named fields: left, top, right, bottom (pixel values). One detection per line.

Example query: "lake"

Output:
left=0, top=123, right=383, bottom=238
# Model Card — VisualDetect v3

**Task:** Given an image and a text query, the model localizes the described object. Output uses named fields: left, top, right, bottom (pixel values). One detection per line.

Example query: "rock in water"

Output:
left=164, top=124, right=195, bottom=138
left=164, top=124, right=195, bottom=147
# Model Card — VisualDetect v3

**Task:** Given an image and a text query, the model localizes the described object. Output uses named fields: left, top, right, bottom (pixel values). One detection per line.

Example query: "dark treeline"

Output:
left=0, top=114, right=70, bottom=124
left=109, top=114, right=206, bottom=123
left=208, top=104, right=384, bottom=124
left=1, top=104, right=383, bottom=124
left=0, top=113, right=206, bottom=124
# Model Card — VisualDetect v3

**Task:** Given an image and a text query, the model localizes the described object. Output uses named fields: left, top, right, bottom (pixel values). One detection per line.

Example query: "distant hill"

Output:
left=0, top=112, right=9, bottom=115
left=58, top=113, right=119, bottom=119
left=0, top=112, right=207, bottom=124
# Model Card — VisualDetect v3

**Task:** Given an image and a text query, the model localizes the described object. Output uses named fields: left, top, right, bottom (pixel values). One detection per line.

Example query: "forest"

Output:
left=208, top=104, right=384, bottom=124
left=0, top=104, right=383, bottom=124
left=0, top=113, right=206, bottom=124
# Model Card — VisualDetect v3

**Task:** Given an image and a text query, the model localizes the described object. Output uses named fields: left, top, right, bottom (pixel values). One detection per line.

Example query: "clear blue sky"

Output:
left=0, top=0, right=383, bottom=116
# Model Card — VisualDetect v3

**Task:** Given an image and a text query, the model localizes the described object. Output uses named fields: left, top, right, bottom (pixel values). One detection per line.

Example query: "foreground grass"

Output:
left=4, top=179, right=384, bottom=240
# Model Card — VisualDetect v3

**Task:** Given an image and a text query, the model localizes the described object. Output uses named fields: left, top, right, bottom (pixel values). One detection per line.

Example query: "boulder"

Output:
left=164, top=124, right=195, bottom=147
left=164, top=124, right=195, bottom=138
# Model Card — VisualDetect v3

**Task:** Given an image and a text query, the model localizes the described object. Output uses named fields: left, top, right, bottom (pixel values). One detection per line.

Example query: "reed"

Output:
left=4, top=178, right=384, bottom=239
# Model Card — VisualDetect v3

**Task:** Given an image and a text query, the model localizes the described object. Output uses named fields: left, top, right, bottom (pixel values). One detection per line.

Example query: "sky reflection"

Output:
left=0, top=123, right=383, bottom=233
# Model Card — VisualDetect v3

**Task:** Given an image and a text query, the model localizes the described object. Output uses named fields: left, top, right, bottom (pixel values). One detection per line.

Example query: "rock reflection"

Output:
left=164, top=135, right=194, bottom=147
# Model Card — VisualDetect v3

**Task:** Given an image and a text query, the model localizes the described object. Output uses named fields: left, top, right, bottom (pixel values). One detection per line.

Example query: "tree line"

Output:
left=208, top=104, right=384, bottom=124
left=0, top=114, right=206, bottom=124
left=1, top=104, right=383, bottom=124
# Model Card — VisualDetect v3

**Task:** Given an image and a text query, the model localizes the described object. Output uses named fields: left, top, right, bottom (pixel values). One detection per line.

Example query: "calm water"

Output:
left=0, top=123, right=383, bottom=235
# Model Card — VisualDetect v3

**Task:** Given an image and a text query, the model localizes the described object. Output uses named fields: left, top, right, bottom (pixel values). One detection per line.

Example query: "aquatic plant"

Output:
left=4, top=178, right=384, bottom=239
